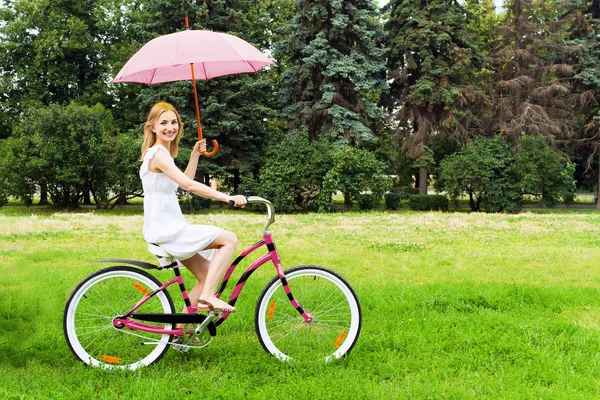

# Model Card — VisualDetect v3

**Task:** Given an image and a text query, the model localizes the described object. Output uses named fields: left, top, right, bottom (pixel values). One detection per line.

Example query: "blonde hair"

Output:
left=141, top=101, right=184, bottom=160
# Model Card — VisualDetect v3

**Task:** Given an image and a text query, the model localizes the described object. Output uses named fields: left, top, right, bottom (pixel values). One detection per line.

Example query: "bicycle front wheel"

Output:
left=63, top=266, right=175, bottom=370
left=255, top=265, right=362, bottom=362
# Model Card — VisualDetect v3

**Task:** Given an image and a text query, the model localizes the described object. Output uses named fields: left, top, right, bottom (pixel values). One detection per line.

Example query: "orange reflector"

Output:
left=268, top=300, right=276, bottom=320
left=334, top=330, right=347, bottom=349
left=101, top=355, right=122, bottom=364
left=132, top=283, right=149, bottom=295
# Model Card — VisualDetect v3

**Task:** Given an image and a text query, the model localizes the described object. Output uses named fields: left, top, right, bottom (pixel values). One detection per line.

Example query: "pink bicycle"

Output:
left=63, top=197, right=362, bottom=370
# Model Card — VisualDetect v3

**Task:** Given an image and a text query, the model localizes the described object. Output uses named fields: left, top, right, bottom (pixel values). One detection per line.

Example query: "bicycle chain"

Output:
left=113, top=326, right=213, bottom=351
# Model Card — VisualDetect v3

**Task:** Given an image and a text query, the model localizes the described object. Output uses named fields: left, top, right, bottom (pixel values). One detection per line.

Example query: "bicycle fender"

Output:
left=93, top=259, right=159, bottom=270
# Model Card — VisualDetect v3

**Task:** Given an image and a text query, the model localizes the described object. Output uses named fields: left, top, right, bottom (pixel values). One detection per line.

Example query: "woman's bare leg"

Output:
left=179, top=253, right=210, bottom=311
left=199, top=230, right=238, bottom=311
left=180, top=230, right=238, bottom=312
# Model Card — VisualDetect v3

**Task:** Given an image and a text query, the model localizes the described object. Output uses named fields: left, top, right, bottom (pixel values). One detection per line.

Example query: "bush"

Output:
left=408, top=194, right=448, bottom=211
left=437, top=135, right=575, bottom=212
left=384, top=191, right=402, bottom=210
left=384, top=186, right=414, bottom=210
left=179, top=193, right=212, bottom=213
left=518, top=135, right=576, bottom=207
left=437, top=136, right=522, bottom=213
left=7, top=103, right=123, bottom=207
left=321, top=147, right=391, bottom=210
left=252, top=132, right=335, bottom=212
left=357, top=193, right=380, bottom=210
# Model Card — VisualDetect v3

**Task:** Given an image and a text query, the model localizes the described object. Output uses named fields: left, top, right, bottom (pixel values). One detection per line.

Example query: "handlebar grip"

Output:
left=228, top=200, right=235, bottom=209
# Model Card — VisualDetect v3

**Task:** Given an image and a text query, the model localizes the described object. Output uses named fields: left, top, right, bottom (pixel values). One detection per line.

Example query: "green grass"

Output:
left=2, top=205, right=600, bottom=398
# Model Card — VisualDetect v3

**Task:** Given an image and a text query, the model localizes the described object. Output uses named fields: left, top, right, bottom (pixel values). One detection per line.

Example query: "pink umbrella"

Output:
left=112, top=22, right=275, bottom=156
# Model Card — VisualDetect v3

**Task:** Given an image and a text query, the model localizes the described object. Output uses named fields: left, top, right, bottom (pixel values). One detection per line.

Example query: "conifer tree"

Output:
left=572, top=0, right=600, bottom=208
left=485, top=0, right=586, bottom=143
left=383, top=0, right=484, bottom=194
left=279, top=0, right=388, bottom=145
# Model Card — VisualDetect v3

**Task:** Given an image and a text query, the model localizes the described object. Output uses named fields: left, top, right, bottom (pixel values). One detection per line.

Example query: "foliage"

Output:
left=519, top=135, right=576, bottom=207
left=384, top=183, right=415, bottom=210
left=5, top=104, right=128, bottom=208
left=0, top=140, right=11, bottom=206
left=178, top=192, right=212, bottom=213
left=279, top=0, right=388, bottom=144
left=384, top=191, right=403, bottom=210
left=438, top=135, right=576, bottom=212
left=321, top=146, right=391, bottom=210
left=0, top=0, right=138, bottom=135
left=250, top=132, right=335, bottom=212
left=571, top=0, right=600, bottom=201
left=464, top=0, right=503, bottom=49
left=485, top=0, right=587, bottom=142
left=437, top=136, right=522, bottom=212
left=102, top=132, right=143, bottom=208
left=355, top=193, right=379, bottom=210
left=408, top=194, right=449, bottom=211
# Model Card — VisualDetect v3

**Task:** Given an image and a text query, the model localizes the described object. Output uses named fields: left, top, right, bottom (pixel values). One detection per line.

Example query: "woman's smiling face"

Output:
left=153, top=110, right=179, bottom=143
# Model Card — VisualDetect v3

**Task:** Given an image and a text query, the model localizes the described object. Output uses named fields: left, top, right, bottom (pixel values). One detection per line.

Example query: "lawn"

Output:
left=2, top=204, right=600, bottom=399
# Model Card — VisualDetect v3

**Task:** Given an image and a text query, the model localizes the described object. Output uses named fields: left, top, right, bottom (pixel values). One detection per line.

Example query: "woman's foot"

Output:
left=198, top=297, right=236, bottom=313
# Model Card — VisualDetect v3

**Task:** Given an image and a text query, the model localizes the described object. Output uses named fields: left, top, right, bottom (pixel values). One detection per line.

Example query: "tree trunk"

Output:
left=82, top=185, right=92, bottom=205
left=38, top=183, right=48, bottom=206
left=419, top=167, right=428, bottom=194
left=233, top=168, right=240, bottom=193
left=596, top=152, right=600, bottom=210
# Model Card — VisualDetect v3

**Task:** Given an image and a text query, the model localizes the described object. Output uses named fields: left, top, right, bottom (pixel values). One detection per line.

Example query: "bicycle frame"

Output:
left=111, top=211, right=313, bottom=337
left=214, top=231, right=313, bottom=326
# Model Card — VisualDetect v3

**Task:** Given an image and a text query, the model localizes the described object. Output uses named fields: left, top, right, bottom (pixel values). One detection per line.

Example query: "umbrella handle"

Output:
left=203, top=140, right=219, bottom=157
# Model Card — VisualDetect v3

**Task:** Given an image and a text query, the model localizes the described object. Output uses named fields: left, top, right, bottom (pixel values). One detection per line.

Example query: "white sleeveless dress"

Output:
left=140, top=145, right=220, bottom=261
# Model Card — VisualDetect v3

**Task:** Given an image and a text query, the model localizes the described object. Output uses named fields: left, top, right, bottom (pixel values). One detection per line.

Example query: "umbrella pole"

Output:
left=189, top=64, right=219, bottom=157
left=186, top=16, right=218, bottom=157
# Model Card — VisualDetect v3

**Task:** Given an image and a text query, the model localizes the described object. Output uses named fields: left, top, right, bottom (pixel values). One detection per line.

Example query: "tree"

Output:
left=485, top=0, right=587, bottom=142
left=0, top=0, right=146, bottom=203
left=383, top=0, right=484, bottom=195
left=519, top=135, right=576, bottom=207
left=321, top=146, right=391, bottom=209
left=279, top=0, right=388, bottom=145
left=249, top=132, right=335, bottom=212
left=437, top=136, right=522, bottom=212
left=6, top=104, right=129, bottom=208
left=437, top=135, right=576, bottom=212
left=571, top=0, right=600, bottom=208
left=464, top=0, right=503, bottom=49
left=0, top=0, right=110, bottom=123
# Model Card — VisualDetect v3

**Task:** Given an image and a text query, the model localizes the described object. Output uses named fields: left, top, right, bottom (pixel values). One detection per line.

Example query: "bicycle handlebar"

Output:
left=248, top=196, right=275, bottom=233
left=228, top=196, right=276, bottom=233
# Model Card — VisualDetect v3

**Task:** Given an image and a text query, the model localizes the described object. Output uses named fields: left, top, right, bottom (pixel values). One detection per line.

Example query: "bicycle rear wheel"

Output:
left=63, top=266, right=175, bottom=370
left=255, top=265, right=362, bottom=362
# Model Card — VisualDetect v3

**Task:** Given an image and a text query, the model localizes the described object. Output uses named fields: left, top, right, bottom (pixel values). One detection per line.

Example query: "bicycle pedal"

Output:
left=171, top=343, right=192, bottom=353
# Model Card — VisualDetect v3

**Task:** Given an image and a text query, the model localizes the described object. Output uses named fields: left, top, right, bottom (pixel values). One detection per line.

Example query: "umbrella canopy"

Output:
left=112, top=30, right=275, bottom=84
left=112, top=29, right=275, bottom=156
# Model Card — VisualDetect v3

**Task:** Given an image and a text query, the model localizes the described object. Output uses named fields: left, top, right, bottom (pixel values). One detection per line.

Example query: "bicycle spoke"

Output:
left=65, top=267, right=174, bottom=370
left=257, top=266, right=361, bottom=362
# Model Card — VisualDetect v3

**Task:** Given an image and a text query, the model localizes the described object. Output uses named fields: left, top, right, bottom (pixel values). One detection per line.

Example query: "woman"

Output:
left=140, top=101, right=246, bottom=313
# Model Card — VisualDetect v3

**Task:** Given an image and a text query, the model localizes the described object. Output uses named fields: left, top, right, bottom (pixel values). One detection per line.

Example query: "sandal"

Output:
left=198, top=299, right=236, bottom=313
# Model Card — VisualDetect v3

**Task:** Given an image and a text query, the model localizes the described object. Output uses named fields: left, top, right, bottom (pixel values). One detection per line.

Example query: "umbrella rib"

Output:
left=149, top=68, right=157, bottom=85
left=245, top=60, right=258, bottom=73
left=201, top=62, right=208, bottom=80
